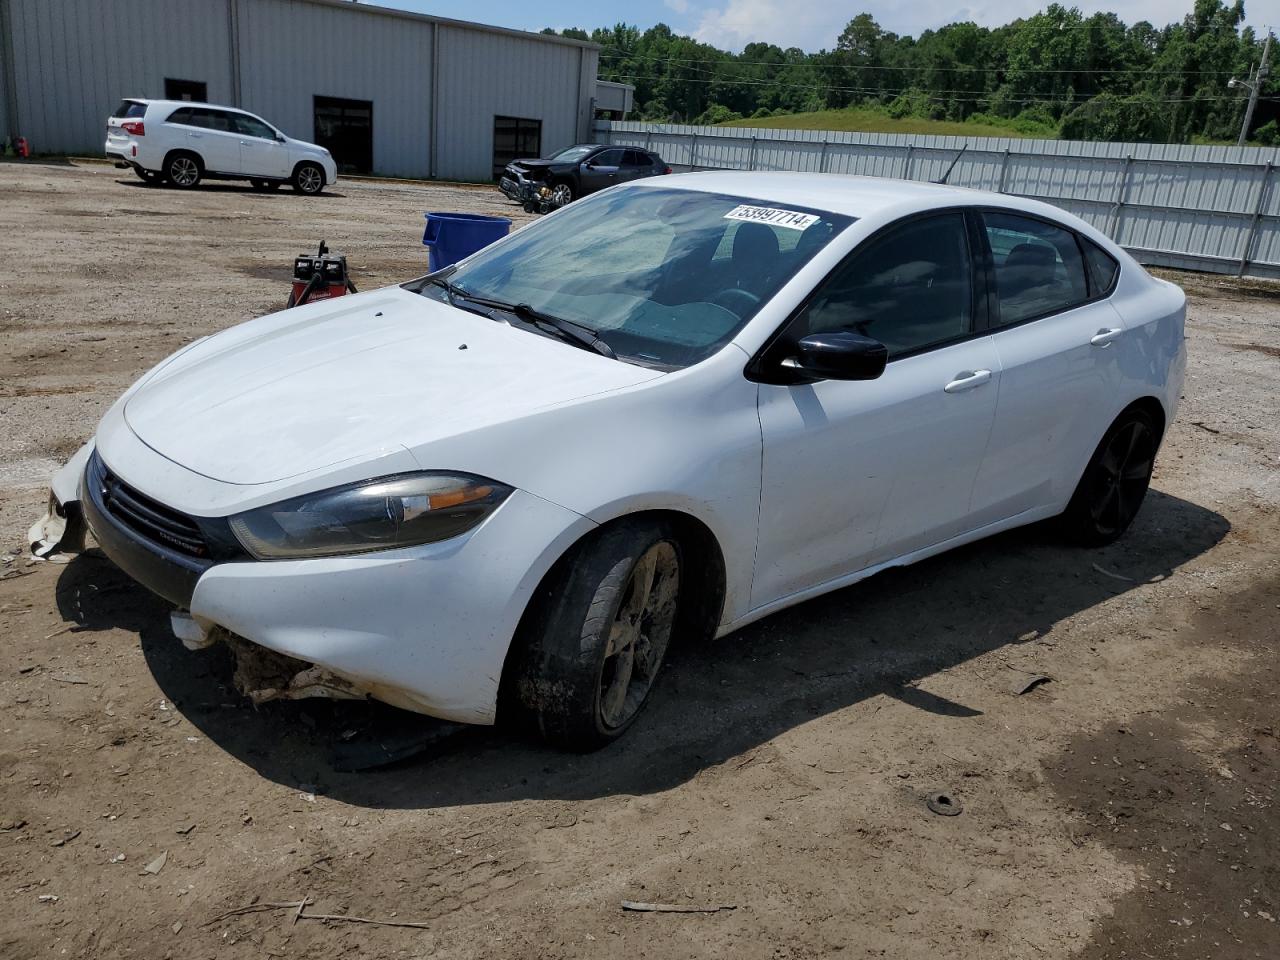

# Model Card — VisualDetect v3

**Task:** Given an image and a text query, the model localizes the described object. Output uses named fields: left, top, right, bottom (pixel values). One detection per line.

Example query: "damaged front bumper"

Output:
left=31, top=438, right=596, bottom=726
left=28, top=441, right=94, bottom=558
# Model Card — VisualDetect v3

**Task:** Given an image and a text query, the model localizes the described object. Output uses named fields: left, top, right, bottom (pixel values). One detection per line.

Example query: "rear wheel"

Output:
left=1060, top=406, right=1158, bottom=546
left=505, top=520, right=682, bottom=750
left=164, top=152, right=202, bottom=189
left=292, top=162, right=325, bottom=196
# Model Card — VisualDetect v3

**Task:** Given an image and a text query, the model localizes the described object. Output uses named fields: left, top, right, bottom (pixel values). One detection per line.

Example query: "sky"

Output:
left=372, top=0, right=1268, bottom=53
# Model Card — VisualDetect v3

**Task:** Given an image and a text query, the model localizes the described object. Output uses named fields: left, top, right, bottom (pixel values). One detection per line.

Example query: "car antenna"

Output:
left=934, top=144, right=968, bottom=185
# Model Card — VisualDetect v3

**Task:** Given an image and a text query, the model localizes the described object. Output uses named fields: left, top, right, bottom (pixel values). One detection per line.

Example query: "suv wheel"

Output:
left=292, top=163, right=325, bottom=196
left=165, top=152, right=202, bottom=189
left=550, top=182, right=574, bottom=206
left=504, top=520, right=682, bottom=750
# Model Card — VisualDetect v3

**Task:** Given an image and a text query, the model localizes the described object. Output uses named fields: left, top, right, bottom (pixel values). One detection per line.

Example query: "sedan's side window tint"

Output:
left=797, top=212, right=973, bottom=359
left=593, top=149, right=624, bottom=166
left=1080, top=236, right=1119, bottom=295
left=984, top=212, right=1089, bottom=326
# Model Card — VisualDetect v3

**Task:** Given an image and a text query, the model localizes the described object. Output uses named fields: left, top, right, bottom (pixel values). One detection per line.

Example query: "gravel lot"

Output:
left=1, top=159, right=1278, bottom=960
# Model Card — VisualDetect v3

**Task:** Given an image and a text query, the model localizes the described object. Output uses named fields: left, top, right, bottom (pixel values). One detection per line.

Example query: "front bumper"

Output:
left=53, top=441, right=596, bottom=725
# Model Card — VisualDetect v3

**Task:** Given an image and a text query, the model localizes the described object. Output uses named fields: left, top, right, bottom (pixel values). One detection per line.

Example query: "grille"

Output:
left=90, top=454, right=208, bottom=559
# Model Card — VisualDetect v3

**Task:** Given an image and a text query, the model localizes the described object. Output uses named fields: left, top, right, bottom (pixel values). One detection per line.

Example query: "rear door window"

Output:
left=983, top=211, right=1089, bottom=326
left=166, top=107, right=195, bottom=126
left=622, top=150, right=650, bottom=167
left=188, top=108, right=235, bottom=132
left=798, top=212, right=974, bottom=359
left=593, top=148, right=625, bottom=167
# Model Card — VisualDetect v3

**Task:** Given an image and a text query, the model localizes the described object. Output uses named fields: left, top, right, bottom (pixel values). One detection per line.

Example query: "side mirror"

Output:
left=783, top=331, right=887, bottom=381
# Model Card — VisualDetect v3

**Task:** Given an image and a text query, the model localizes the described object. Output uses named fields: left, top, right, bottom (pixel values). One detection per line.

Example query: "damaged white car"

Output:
left=33, top=172, right=1186, bottom=749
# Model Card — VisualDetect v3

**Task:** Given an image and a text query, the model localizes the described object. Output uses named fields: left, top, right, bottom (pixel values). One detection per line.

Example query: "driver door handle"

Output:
left=943, top=369, right=992, bottom=393
left=1090, top=327, right=1123, bottom=347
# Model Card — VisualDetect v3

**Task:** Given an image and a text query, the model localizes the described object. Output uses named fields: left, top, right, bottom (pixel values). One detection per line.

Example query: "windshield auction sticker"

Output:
left=724, top=205, right=820, bottom=231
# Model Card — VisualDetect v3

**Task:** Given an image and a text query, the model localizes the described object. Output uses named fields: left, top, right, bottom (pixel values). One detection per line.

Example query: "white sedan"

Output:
left=33, top=173, right=1186, bottom=749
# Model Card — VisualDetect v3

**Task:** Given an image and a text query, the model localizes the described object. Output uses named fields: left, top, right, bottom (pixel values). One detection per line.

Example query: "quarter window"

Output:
left=1080, top=236, right=1119, bottom=295
left=798, top=213, right=973, bottom=359
left=983, top=212, right=1089, bottom=326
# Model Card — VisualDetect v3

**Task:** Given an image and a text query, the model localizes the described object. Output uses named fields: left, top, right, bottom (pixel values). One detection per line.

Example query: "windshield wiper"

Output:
left=426, top=278, right=616, bottom=360
left=424, top=276, right=493, bottom=321
left=506, top=302, right=617, bottom=360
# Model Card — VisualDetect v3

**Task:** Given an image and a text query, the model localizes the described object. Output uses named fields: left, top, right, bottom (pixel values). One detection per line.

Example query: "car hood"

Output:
left=123, top=287, right=662, bottom=485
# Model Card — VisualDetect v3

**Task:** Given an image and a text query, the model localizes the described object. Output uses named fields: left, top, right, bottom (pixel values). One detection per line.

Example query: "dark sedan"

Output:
left=499, top=144, right=671, bottom=211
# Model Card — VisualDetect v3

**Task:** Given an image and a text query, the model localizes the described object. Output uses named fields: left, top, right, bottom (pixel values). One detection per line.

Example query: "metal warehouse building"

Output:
left=0, top=0, right=607, bottom=181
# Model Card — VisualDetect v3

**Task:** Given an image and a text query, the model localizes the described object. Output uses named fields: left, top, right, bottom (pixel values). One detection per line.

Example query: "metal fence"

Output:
left=595, top=121, right=1280, bottom=280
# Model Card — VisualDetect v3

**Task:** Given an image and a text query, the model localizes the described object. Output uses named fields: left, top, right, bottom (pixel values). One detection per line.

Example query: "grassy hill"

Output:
left=716, top=107, right=1055, bottom=140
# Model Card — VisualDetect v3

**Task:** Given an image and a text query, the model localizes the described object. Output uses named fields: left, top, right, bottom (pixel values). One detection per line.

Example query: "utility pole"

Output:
left=1232, top=32, right=1271, bottom=147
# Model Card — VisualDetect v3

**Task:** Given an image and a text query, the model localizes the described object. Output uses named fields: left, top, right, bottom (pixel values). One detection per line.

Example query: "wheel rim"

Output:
left=551, top=184, right=572, bottom=206
left=598, top=541, right=680, bottom=731
left=1090, top=419, right=1154, bottom=536
left=170, top=157, right=198, bottom=186
left=299, top=166, right=322, bottom=193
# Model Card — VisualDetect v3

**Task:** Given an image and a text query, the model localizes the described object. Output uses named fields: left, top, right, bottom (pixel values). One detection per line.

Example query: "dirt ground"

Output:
left=1, top=159, right=1278, bottom=960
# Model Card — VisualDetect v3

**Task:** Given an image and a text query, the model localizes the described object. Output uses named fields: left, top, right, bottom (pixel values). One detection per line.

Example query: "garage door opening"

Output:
left=314, top=96, right=373, bottom=175
left=164, top=78, right=207, bottom=102
left=493, top=115, right=541, bottom=180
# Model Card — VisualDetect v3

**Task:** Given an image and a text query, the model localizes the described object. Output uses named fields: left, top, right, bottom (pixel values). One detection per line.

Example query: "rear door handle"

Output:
left=1090, top=327, right=1123, bottom=347
left=943, top=369, right=992, bottom=393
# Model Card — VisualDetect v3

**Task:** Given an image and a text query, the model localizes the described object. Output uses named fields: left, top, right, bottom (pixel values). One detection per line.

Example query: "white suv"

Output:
left=106, top=99, right=338, bottom=195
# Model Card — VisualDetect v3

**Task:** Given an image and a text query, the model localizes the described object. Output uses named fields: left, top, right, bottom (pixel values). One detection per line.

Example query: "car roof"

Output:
left=633, top=170, right=1038, bottom=221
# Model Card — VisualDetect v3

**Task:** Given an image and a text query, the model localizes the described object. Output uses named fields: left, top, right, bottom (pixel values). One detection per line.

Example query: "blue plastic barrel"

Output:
left=422, top=212, right=512, bottom=272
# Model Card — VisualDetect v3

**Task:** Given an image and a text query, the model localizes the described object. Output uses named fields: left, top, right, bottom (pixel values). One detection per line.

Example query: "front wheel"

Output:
left=505, top=521, right=682, bottom=750
left=292, top=162, right=325, bottom=196
left=1059, top=406, right=1158, bottom=546
left=549, top=181, right=574, bottom=207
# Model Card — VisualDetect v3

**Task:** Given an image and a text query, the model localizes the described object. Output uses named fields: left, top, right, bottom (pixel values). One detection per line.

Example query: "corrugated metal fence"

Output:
left=595, top=121, right=1280, bottom=280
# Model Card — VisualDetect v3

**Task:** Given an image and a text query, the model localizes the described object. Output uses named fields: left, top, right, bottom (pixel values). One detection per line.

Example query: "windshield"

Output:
left=418, top=186, right=852, bottom=368
left=549, top=145, right=598, bottom=162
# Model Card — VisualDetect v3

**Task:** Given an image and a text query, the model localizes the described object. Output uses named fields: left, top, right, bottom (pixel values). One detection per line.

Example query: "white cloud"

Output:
left=688, top=0, right=1260, bottom=53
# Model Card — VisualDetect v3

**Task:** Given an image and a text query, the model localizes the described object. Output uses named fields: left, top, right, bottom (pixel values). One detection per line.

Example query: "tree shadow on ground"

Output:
left=55, top=489, right=1228, bottom=809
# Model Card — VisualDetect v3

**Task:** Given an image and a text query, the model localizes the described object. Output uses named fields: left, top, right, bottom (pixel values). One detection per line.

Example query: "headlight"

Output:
left=229, top=472, right=512, bottom=560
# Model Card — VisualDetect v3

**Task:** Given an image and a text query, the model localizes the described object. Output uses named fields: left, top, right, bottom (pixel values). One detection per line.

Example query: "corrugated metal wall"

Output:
left=434, top=26, right=596, bottom=182
left=236, top=0, right=431, bottom=179
left=4, top=0, right=235, bottom=154
left=0, top=0, right=597, bottom=179
left=598, top=121, right=1280, bottom=280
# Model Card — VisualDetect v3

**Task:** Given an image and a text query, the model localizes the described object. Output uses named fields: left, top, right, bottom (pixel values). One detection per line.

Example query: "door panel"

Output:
left=234, top=114, right=291, bottom=178
left=752, top=211, right=998, bottom=609
left=754, top=337, right=1000, bottom=607
left=968, top=211, right=1130, bottom=525
left=185, top=108, right=241, bottom=173
left=579, top=149, right=623, bottom=193
left=971, top=299, right=1128, bottom=523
